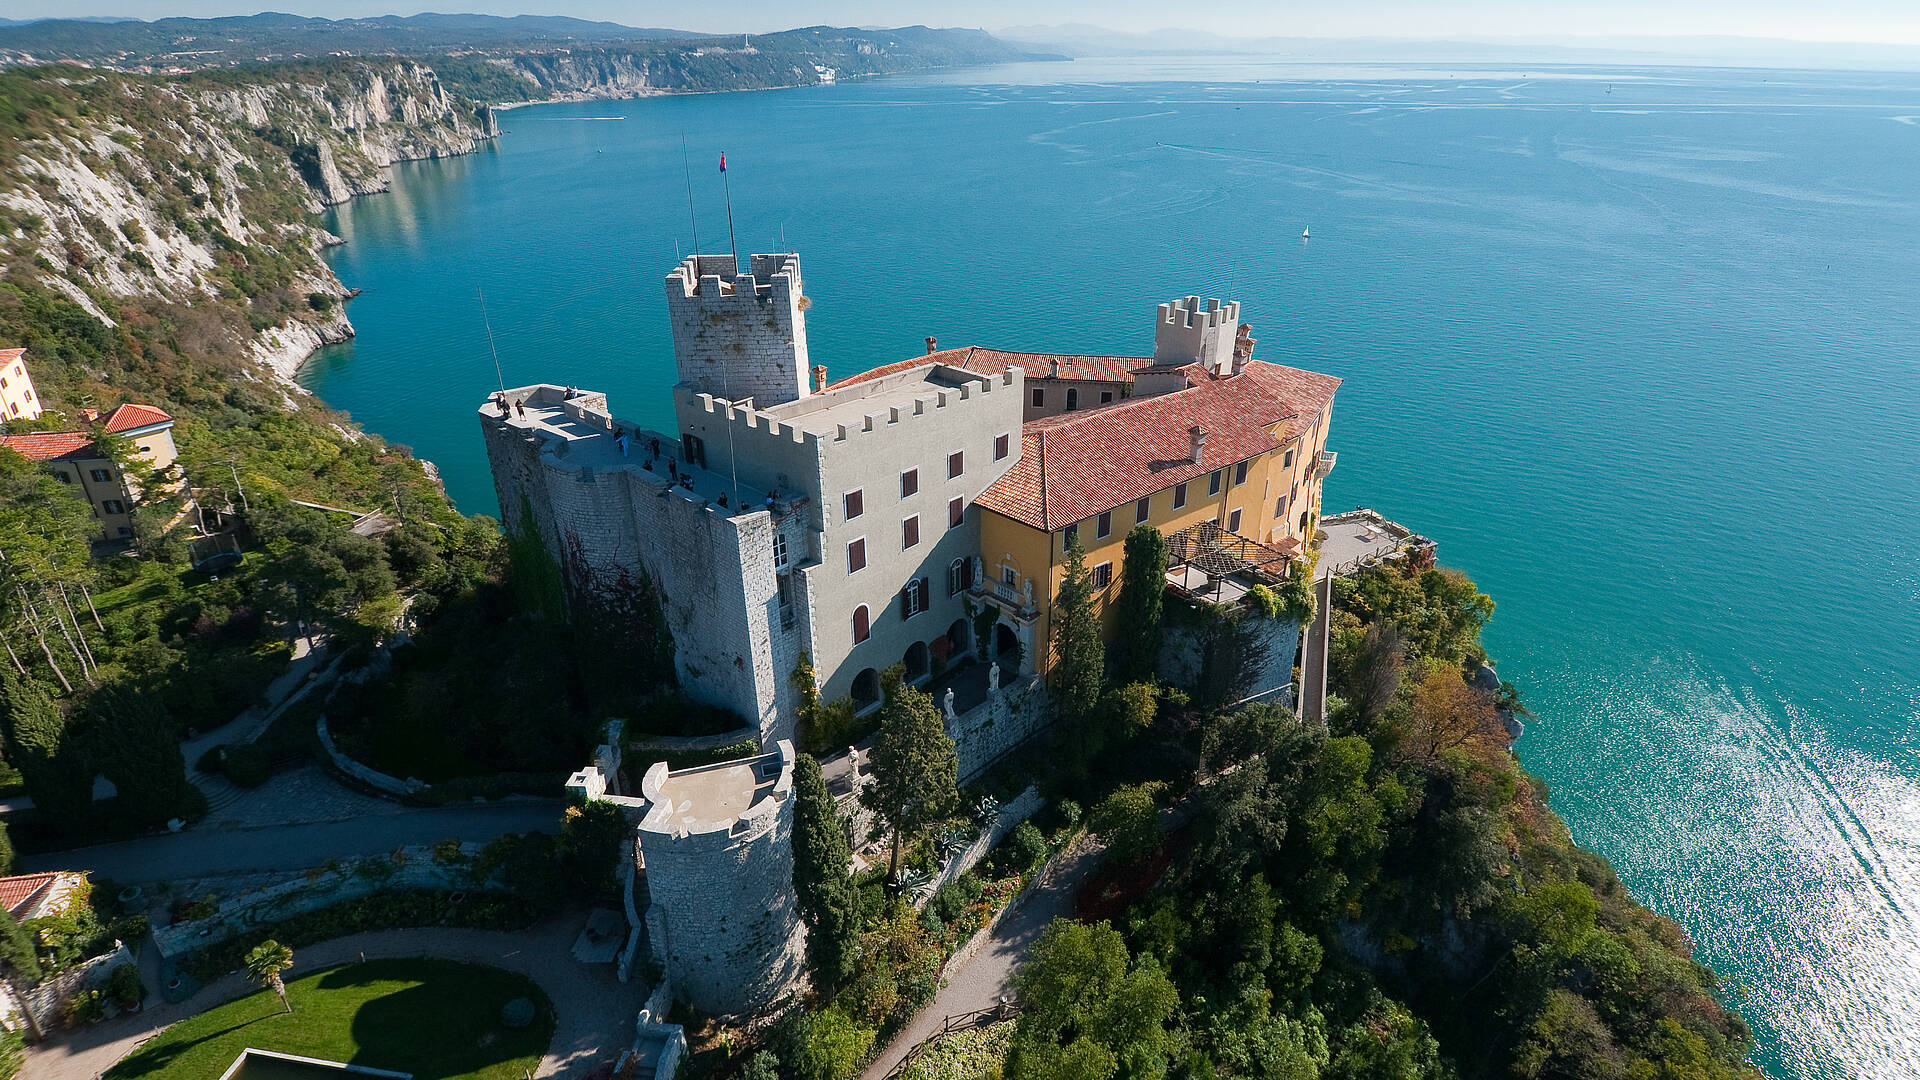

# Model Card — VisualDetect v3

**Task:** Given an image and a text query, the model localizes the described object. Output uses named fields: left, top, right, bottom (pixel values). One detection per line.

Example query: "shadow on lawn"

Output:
left=108, top=1015, right=278, bottom=1079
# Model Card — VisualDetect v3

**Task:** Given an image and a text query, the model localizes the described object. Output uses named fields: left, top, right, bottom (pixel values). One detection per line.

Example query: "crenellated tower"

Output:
left=1136, top=296, right=1241, bottom=396
left=665, top=253, right=811, bottom=407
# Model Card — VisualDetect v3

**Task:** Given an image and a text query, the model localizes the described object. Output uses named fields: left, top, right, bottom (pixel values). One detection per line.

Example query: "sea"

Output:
left=307, top=57, right=1920, bottom=1080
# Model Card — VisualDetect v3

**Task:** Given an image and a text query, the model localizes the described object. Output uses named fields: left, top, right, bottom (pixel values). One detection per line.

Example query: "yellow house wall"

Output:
left=981, top=394, right=1335, bottom=677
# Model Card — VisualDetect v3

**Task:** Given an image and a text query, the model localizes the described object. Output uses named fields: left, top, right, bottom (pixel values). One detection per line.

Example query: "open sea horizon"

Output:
left=307, top=56, right=1920, bottom=1079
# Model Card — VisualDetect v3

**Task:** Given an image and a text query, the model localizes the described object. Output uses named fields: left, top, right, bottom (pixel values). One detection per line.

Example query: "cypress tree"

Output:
left=88, top=681, right=196, bottom=828
left=0, top=668, right=92, bottom=831
left=791, top=753, right=860, bottom=991
left=859, top=682, right=959, bottom=886
left=1051, top=537, right=1106, bottom=768
left=1112, top=525, right=1168, bottom=682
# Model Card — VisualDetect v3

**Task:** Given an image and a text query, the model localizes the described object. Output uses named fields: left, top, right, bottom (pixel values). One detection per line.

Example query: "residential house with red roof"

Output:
left=0, top=347, right=41, bottom=422
left=0, top=402, right=179, bottom=541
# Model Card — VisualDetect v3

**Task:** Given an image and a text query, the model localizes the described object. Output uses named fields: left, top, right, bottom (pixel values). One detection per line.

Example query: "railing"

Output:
left=881, top=1002, right=1021, bottom=1080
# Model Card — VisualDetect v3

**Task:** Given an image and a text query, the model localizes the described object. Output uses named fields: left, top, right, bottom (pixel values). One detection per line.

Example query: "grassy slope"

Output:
left=105, top=959, right=554, bottom=1080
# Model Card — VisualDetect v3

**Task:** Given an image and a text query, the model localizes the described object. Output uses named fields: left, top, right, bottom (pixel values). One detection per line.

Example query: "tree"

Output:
left=1052, top=537, right=1106, bottom=769
left=86, top=681, right=196, bottom=827
left=1007, top=919, right=1179, bottom=1080
left=244, top=939, right=295, bottom=1013
left=792, top=752, right=860, bottom=991
left=557, top=799, right=630, bottom=901
left=781, top=1005, right=875, bottom=1080
left=0, top=906, right=40, bottom=986
left=0, top=820, right=12, bottom=876
left=0, top=668, right=91, bottom=831
left=1400, top=665, right=1502, bottom=766
left=1090, top=783, right=1162, bottom=866
left=859, top=680, right=959, bottom=886
left=1110, top=525, right=1167, bottom=682
left=1340, top=621, right=1406, bottom=733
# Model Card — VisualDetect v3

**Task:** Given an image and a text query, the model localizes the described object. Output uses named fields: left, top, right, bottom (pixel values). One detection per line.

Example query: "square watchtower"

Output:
left=665, top=253, right=811, bottom=408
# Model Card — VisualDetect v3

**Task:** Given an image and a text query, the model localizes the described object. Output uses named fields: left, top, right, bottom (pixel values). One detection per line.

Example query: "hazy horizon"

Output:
left=4, top=2, right=1920, bottom=50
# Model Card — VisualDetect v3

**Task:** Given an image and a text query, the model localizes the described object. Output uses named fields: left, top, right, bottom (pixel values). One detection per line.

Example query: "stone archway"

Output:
left=994, top=623, right=1020, bottom=670
left=852, top=668, right=881, bottom=710
left=945, top=618, right=969, bottom=657
left=902, top=640, right=931, bottom=683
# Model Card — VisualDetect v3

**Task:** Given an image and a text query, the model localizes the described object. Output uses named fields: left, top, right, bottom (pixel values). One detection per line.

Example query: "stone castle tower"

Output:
left=1137, top=296, right=1241, bottom=395
left=634, top=741, right=805, bottom=1016
left=665, top=253, right=811, bottom=407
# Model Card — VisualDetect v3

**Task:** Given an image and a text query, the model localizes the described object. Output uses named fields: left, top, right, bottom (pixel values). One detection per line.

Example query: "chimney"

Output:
left=1231, top=324, right=1255, bottom=376
left=1189, top=425, right=1207, bottom=465
left=925, top=336, right=938, bottom=355
left=811, top=364, right=828, bottom=392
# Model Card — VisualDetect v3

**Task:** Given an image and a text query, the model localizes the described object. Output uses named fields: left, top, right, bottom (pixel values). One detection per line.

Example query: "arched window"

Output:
left=852, top=668, right=881, bottom=710
left=947, top=557, right=972, bottom=596
left=852, top=604, right=870, bottom=644
left=1065, top=387, right=1079, bottom=411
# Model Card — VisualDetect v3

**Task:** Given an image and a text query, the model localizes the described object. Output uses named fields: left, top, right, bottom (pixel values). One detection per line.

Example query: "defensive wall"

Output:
left=666, top=253, right=810, bottom=407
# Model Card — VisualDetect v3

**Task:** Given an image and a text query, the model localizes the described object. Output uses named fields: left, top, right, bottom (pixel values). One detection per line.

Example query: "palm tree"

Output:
left=245, top=939, right=295, bottom=1013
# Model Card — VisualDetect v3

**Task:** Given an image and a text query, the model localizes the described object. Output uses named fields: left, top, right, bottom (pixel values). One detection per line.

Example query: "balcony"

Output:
left=1313, top=451, right=1337, bottom=479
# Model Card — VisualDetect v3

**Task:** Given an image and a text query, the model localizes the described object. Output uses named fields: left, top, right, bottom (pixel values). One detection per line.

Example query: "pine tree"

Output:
left=791, top=753, right=860, bottom=991
left=1051, top=537, right=1107, bottom=769
left=1111, top=525, right=1168, bottom=682
left=859, top=681, right=959, bottom=886
left=0, top=668, right=91, bottom=831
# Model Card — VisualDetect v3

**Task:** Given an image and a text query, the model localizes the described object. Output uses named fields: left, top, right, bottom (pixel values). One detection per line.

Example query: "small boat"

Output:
left=1302, top=226, right=1310, bottom=240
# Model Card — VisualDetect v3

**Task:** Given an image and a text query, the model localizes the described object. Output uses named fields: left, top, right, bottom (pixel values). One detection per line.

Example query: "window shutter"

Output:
left=901, top=587, right=913, bottom=620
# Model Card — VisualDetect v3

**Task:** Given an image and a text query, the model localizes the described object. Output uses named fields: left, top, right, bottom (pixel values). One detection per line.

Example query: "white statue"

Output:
left=943, top=687, right=958, bottom=721
left=1021, top=579, right=1034, bottom=608
left=971, top=555, right=985, bottom=588
left=988, top=662, right=1001, bottom=694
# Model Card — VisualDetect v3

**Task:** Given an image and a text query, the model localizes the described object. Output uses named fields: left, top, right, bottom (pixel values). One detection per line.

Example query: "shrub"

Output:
left=194, top=746, right=226, bottom=774
left=0, top=1027, right=22, bottom=1080
left=928, top=873, right=986, bottom=925
left=106, top=962, right=146, bottom=1005
left=998, top=821, right=1047, bottom=875
left=782, top=1005, right=876, bottom=1080
left=221, top=743, right=271, bottom=788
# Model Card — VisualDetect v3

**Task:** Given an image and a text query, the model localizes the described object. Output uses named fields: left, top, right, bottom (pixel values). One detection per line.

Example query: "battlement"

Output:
left=1153, top=296, right=1241, bottom=373
left=666, top=252, right=811, bottom=408
left=638, top=740, right=795, bottom=840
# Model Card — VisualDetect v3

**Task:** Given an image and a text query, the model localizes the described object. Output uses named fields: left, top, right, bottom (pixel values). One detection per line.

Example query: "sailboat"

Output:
left=1302, top=226, right=1310, bottom=240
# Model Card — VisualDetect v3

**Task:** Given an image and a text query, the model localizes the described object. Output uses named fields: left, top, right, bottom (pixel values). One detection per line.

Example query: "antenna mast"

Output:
left=720, top=151, right=739, bottom=272
left=681, top=132, right=700, bottom=257
left=479, top=287, right=506, bottom=396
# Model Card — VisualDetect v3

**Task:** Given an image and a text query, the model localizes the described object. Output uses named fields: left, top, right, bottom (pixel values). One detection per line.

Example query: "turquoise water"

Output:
left=308, top=58, right=1920, bottom=1079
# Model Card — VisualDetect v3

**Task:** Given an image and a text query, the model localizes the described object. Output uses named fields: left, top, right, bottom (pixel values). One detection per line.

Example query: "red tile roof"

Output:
left=0, top=431, right=97, bottom=461
left=0, top=348, right=24, bottom=364
left=101, top=402, right=172, bottom=433
left=827, top=347, right=1147, bottom=391
left=0, top=872, right=60, bottom=920
left=977, top=360, right=1342, bottom=531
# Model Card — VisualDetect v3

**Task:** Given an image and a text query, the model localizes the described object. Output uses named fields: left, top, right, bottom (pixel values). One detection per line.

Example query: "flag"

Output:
left=719, top=153, right=727, bottom=173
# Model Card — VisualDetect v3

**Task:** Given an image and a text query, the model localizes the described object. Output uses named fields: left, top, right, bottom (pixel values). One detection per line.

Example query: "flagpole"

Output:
left=681, top=132, right=699, bottom=257
left=721, top=152, right=739, bottom=273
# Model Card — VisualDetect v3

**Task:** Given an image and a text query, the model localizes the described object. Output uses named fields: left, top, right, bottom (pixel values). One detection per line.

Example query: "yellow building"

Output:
left=973, top=355, right=1339, bottom=674
left=0, top=403, right=179, bottom=541
left=0, top=347, right=42, bottom=422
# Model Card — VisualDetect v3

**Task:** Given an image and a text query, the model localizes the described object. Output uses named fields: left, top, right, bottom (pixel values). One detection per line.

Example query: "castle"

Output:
left=487, top=252, right=1340, bottom=1012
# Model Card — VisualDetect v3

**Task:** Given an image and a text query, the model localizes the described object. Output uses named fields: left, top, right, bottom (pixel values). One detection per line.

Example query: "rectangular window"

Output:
left=1228, top=508, right=1243, bottom=533
left=1276, top=494, right=1289, bottom=519
left=902, top=515, right=920, bottom=549
left=949, top=496, right=964, bottom=529
left=772, top=531, right=790, bottom=569
left=948, top=451, right=965, bottom=479
left=90, top=468, right=113, bottom=483
left=1031, top=387, right=1045, bottom=408
left=1062, top=523, right=1078, bottom=548
left=55, top=471, right=71, bottom=484
left=901, top=468, right=918, bottom=497
left=1208, top=470, right=1222, bottom=496
left=116, top=526, right=132, bottom=538
left=1173, top=483, right=1188, bottom=509
left=1283, top=448, right=1295, bottom=468
left=844, top=489, right=864, bottom=520
left=1093, top=562, right=1113, bottom=589
left=1100, top=390, right=1114, bottom=404
left=776, top=574, right=795, bottom=629
left=847, top=538, right=867, bottom=573
left=995, top=433, right=1010, bottom=460
left=1136, top=496, right=1151, bottom=524
left=1096, top=510, right=1112, bottom=539
left=1065, top=388, right=1080, bottom=411
left=1234, top=461, right=1249, bottom=486
left=101, top=499, right=125, bottom=515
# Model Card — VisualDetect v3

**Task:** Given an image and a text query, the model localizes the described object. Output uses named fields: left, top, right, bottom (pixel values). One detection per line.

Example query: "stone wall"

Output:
left=316, top=713, right=425, bottom=795
left=666, top=253, right=810, bottom=408
left=1160, top=613, right=1301, bottom=710
left=950, top=675, right=1051, bottom=784
left=922, top=785, right=1045, bottom=901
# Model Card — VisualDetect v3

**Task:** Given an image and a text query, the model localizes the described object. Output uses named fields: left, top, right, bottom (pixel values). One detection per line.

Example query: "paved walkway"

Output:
left=23, top=800, right=563, bottom=882
left=860, top=836, right=1108, bottom=1080
left=197, top=764, right=408, bottom=830
left=24, top=915, right=647, bottom=1080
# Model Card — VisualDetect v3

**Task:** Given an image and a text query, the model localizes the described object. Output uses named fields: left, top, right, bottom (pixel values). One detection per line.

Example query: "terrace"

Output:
left=1163, top=520, right=1295, bottom=605
left=1317, top=508, right=1435, bottom=580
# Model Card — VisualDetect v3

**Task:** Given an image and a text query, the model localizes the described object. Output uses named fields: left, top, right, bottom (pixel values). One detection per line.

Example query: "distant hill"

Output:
left=0, top=11, right=721, bottom=67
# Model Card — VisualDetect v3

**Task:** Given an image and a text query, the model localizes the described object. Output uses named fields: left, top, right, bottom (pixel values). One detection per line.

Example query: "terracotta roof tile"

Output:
left=0, top=872, right=60, bottom=920
left=827, top=347, right=1147, bottom=392
left=0, top=348, right=24, bottom=364
left=0, top=431, right=97, bottom=461
left=977, top=360, right=1342, bottom=531
left=101, top=403, right=172, bottom=433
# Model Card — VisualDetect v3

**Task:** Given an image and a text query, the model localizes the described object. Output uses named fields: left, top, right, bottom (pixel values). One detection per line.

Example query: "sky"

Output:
left=5, top=1, right=1920, bottom=46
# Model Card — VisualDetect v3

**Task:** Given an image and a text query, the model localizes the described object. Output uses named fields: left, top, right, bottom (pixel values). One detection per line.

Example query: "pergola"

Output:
left=1163, top=520, right=1297, bottom=604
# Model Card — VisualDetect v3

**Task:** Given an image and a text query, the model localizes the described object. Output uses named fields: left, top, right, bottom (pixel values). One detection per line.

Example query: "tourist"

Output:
left=617, top=432, right=630, bottom=457
left=515, top=399, right=526, bottom=418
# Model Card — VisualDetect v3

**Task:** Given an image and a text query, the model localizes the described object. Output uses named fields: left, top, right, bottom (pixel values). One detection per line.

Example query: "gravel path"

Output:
left=860, top=837, right=1107, bottom=1080
left=23, top=914, right=647, bottom=1080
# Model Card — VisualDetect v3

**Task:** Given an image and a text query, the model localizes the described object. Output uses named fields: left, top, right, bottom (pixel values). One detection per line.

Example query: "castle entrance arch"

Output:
left=994, top=623, right=1020, bottom=671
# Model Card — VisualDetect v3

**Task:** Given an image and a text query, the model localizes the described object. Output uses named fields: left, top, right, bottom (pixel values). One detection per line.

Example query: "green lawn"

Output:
left=105, top=959, right=554, bottom=1080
